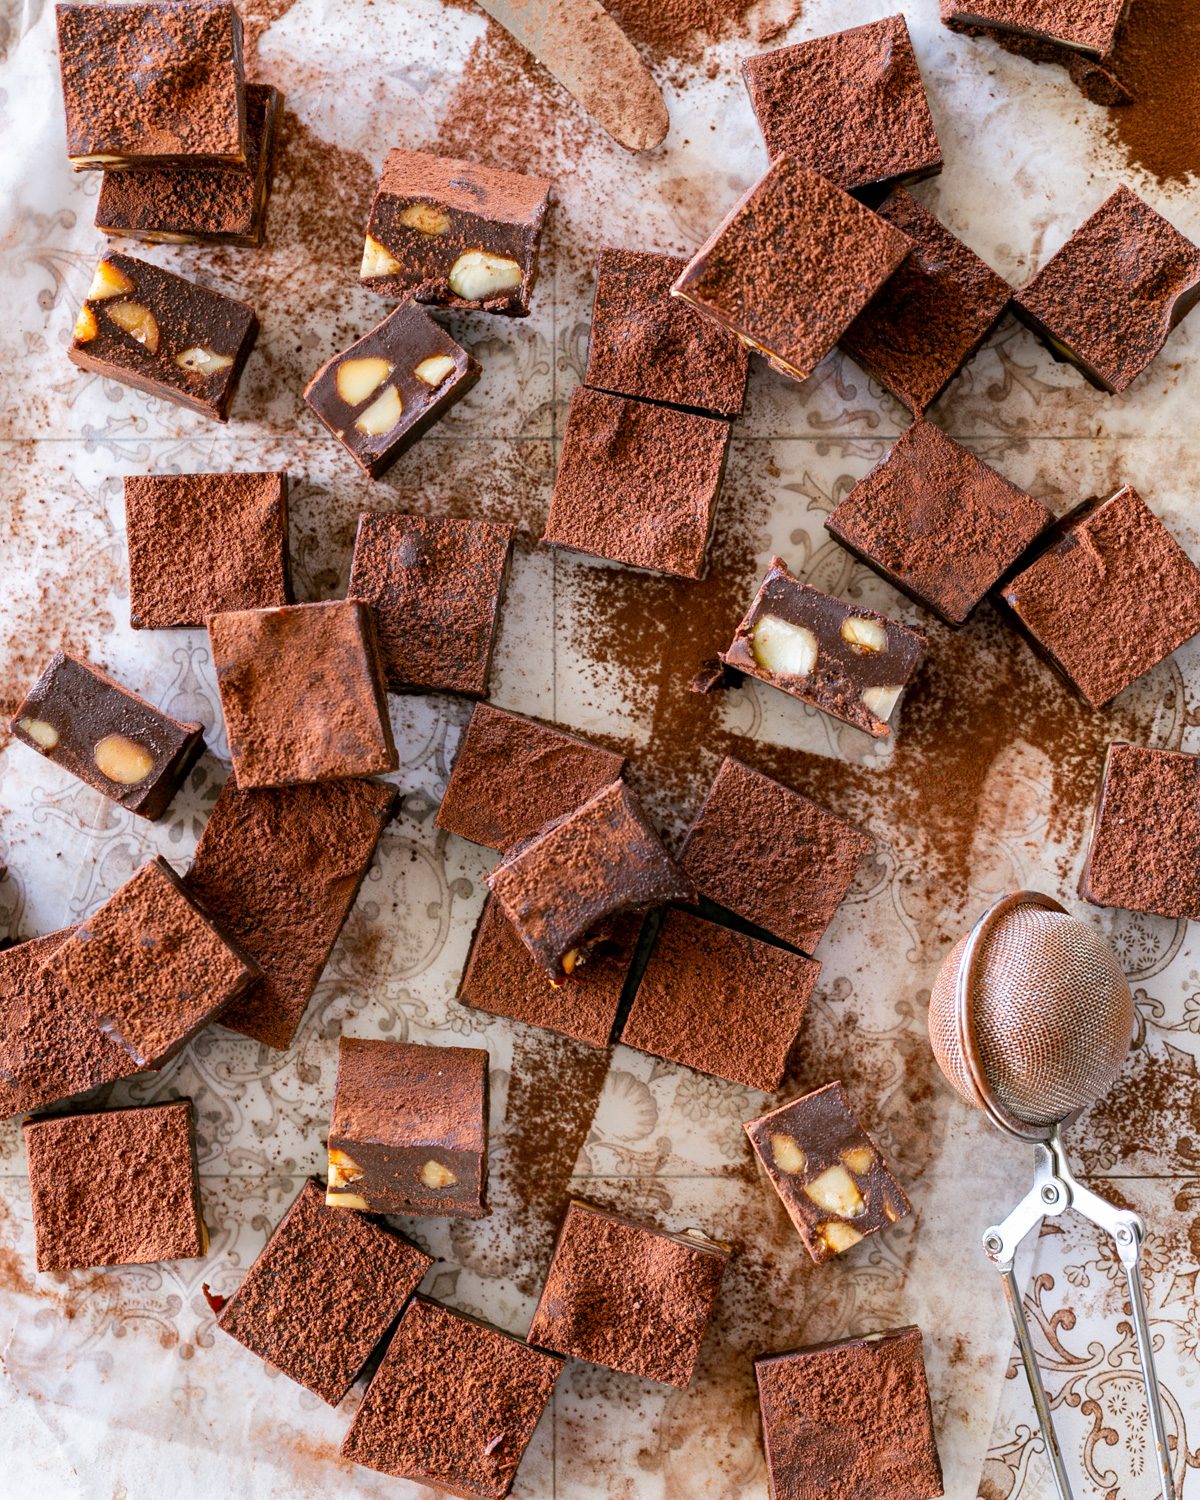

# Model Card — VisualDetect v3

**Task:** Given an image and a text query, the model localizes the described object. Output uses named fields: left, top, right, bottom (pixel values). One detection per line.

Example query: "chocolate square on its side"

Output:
left=672, top=157, right=913, bottom=384
left=10, top=651, right=204, bottom=819
left=940, top=0, right=1125, bottom=55
left=342, top=1297, right=563, bottom=1496
left=1014, top=186, right=1200, bottom=394
left=680, top=757, right=871, bottom=954
left=541, top=388, right=731, bottom=580
left=347, top=512, right=513, bottom=695
left=125, top=470, right=290, bottom=629
left=839, top=191, right=1012, bottom=414
left=185, top=777, right=397, bottom=1051
left=585, top=247, right=750, bottom=417
left=620, top=910, right=818, bottom=1092
left=741, top=16, right=942, bottom=195
left=326, top=1039, right=489, bottom=1219
left=437, top=703, right=625, bottom=853
left=24, top=1100, right=205, bottom=1271
left=217, top=1179, right=431, bottom=1406
left=527, top=1201, right=729, bottom=1388
left=744, top=1081, right=911, bottom=1263
left=825, top=421, right=1051, bottom=626
left=755, top=1326, right=943, bottom=1500
left=999, top=485, right=1200, bottom=708
left=208, top=601, right=398, bottom=788
left=360, top=148, right=551, bottom=316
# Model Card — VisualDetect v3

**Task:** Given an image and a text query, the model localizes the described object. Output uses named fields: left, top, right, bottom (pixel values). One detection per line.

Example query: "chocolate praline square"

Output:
left=940, top=0, right=1125, bottom=55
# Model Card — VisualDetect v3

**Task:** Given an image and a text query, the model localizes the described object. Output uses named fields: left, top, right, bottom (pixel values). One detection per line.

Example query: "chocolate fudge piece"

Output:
left=217, top=1179, right=431, bottom=1405
left=125, top=470, right=290, bottom=629
left=342, top=1297, right=563, bottom=1496
left=825, top=421, right=1051, bottom=627
left=620, top=911, right=819, bottom=1092
left=437, top=703, right=625, bottom=853
left=1013, top=186, right=1200, bottom=394
left=56, top=0, right=246, bottom=169
left=10, top=651, right=204, bottom=820
left=840, top=191, right=1012, bottom=414
left=584, top=247, right=749, bottom=417
left=672, top=157, right=913, bottom=384
left=185, top=777, right=397, bottom=1051
left=326, top=1039, right=489, bottom=1219
left=360, top=148, right=551, bottom=317
left=95, top=84, right=280, bottom=247
left=941, top=0, right=1124, bottom=55
left=304, top=299, right=479, bottom=479
left=722, top=557, right=927, bottom=738
left=527, top=1201, right=729, bottom=1388
left=541, top=388, right=731, bottom=580
left=680, top=757, right=871, bottom=953
left=24, top=1100, right=205, bottom=1271
left=1081, top=743, right=1200, bottom=920
left=487, top=780, right=694, bottom=981
left=744, top=1082, right=911, bottom=1262
left=458, top=898, right=638, bottom=1048
left=755, top=1326, right=943, bottom=1500
left=208, top=601, right=397, bottom=788
left=742, top=16, right=942, bottom=195
left=69, top=253, right=258, bottom=421
left=347, top=512, right=513, bottom=695
left=999, top=485, right=1200, bottom=708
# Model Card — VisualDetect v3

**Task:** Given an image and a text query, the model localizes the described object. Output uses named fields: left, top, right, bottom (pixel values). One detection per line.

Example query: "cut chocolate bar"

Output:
left=941, top=0, right=1125, bottom=56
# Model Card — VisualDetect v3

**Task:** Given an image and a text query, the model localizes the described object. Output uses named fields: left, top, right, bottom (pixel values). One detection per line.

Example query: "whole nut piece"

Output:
left=327, top=1148, right=365, bottom=1191
left=803, top=1164, right=866, bottom=1219
left=769, top=1133, right=808, bottom=1174
left=18, top=717, right=60, bottom=750
left=420, top=1159, right=458, bottom=1191
left=93, top=733, right=155, bottom=785
left=751, top=615, right=818, bottom=678
left=841, top=616, right=887, bottom=653
left=448, top=250, right=523, bottom=302
left=399, top=202, right=451, bottom=236
left=336, top=356, right=393, bottom=406
left=413, top=354, right=456, bottom=388
left=818, top=1219, right=864, bottom=1254
left=73, top=305, right=98, bottom=343
left=326, top=1189, right=370, bottom=1211
left=175, top=346, right=235, bottom=376
left=354, top=385, right=403, bottom=437
left=88, top=259, right=134, bottom=300
left=840, top=1145, right=875, bottom=1175
left=361, top=234, right=402, bottom=279
left=106, top=301, right=160, bottom=354
left=862, top=684, right=902, bottom=722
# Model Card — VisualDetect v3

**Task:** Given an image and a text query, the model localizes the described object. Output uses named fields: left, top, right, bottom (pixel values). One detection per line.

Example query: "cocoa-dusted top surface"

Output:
left=24, top=1100, right=204, bottom=1272
left=584, top=247, right=750, bottom=417
left=217, top=1179, right=431, bottom=1406
left=741, top=15, right=942, bottom=192
left=1014, top=185, right=1200, bottom=393
left=331, top=1038, right=488, bottom=1154
left=840, top=190, right=1012, bottom=414
left=541, top=387, right=731, bottom=580
left=826, top=420, right=1051, bottom=626
left=378, top=148, right=551, bottom=226
left=527, top=1201, right=729, bottom=1388
left=755, top=1326, right=944, bottom=1500
left=437, top=703, right=625, bottom=853
left=940, top=0, right=1125, bottom=53
left=1000, top=485, right=1200, bottom=707
left=342, top=1296, right=563, bottom=1496
left=184, top=776, right=397, bottom=1051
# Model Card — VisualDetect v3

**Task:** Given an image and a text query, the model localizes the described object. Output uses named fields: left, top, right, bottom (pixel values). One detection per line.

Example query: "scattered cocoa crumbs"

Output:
left=599, top=0, right=803, bottom=63
left=1102, top=0, right=1200, bottom=184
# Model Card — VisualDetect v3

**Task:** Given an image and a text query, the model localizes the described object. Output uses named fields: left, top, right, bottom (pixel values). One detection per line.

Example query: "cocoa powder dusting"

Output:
left=1103, top=0, right=1200, bottom=185
left=599, top=0, right=803, bottom=62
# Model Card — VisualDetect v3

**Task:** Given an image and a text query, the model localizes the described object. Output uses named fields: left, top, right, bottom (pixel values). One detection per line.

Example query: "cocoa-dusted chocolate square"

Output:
left=755, top=1326, right=943, bottom=1500
left=584, top=247, right=749, bottom=417
left=342, top=1297, right=563, bottom=1496
left=125, top=470, right=290, bottom=629
left=218, top=1179, right=431, bottom=1406
left=360, top=148, right=551, bottom=316
left=24, top=1100, right=205, bottom=1272
left=326, top=1039, right=488, bottom=1219
left=458, top=898, right=639, bottom=1049
left=185, top=777, right=397, bottom=1051
left=940, top=0, right=1124, bottom=55
left=825, top=421, right=1051, bottom=627
left=69, top=253, right=258, bottom=421
left=42, top=856, right=259, bottom=1069
left=1081, top=743, right=1200, bottom=920
left=680, top=756, right=871, bottom=954
left=208, top=601, right=398, bottom=788
left=741, top=16, right=942, bottom=195
left=347, top=512, right=513, bottom=695
left=839, top=191, right=1012, bottom=414
left=10, top=651, right=204, bottom=820
left=527, top=1201, right=729, bottom=1388
left=95, top=83, right=281, bottom=248
left=541, top=387, right=731, bottom=580
left=437, top=703, right=625, bottom=853
left=488, top=780, right=694, bottom=981
left=672, top=157, right=913, bottom=384
left=620, top=910, right=818, bottom=1092
left=56, top=0, right=246, bottom=169
left=999, top=485, right=1200, bottom=708
left=1013, top=186, right=1200, bottom=394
